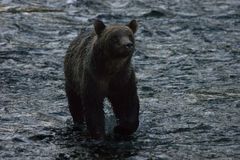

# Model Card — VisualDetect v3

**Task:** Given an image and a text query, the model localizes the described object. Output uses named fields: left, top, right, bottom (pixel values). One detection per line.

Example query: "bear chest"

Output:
left=97, top=78, right=110, bottom=95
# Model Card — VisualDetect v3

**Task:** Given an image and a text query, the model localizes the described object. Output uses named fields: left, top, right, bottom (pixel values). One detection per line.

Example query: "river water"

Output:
left=0, top=0, right=240, bottom=159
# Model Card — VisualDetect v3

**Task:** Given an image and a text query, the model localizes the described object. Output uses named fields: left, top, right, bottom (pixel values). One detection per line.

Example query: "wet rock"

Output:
left=142, top=9, right=174, bottom=18
left=28, top=134, right=54, bottom=141
left=234, top=101, right=240, bottom=108
left=12, top=137, right=25, bottom=143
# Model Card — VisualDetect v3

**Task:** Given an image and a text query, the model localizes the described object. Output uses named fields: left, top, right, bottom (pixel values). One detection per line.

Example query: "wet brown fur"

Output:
left=64, top=20, right=139, bottom=139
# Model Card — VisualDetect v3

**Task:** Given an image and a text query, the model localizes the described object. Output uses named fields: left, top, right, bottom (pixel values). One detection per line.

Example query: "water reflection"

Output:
left=54, top=124, right=140, bottom=159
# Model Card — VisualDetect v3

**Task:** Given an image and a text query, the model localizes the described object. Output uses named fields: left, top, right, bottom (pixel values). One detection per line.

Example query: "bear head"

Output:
left=93, top=20, right=138, bottom=59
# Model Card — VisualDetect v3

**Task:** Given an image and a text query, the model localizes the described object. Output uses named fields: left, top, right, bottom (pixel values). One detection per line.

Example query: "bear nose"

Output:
left=124, top=42, right=133, bottom=49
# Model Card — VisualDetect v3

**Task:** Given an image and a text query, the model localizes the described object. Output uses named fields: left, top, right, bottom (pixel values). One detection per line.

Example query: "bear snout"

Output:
left=119, top=36, right=134, bottom=50
left=121, top=41, right=134, bottom=55
left=124, top=42, right=133, bottom=49
left=117, top=48, right=133, bottom=58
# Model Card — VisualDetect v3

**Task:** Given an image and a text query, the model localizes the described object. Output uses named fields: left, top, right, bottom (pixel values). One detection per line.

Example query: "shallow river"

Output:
left=0, top=0, right=240, bottom=159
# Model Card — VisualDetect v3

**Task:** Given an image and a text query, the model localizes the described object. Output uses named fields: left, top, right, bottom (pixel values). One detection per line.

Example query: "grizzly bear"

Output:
left=64, top=19, right=139, bottom=139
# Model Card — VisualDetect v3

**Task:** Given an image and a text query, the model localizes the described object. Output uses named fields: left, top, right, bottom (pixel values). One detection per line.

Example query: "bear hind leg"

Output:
left=65, top=85, right=84, bottom=125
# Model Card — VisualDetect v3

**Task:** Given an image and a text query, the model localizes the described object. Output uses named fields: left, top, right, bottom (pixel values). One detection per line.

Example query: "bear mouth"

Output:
left=114, top=47, right=134, bottom=59
left=114, top=52, right=132, bottom=59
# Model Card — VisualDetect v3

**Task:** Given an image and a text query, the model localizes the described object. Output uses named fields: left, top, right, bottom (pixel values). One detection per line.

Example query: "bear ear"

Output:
left=94, top=19, right=106, bottom=35
left=127, top=20, right=138, bottom=34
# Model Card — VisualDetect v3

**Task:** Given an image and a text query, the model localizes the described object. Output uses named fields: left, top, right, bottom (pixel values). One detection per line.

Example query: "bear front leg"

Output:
left=108, top=80, right=140, bottom=136
left=82, top=79, right=105, bottom=139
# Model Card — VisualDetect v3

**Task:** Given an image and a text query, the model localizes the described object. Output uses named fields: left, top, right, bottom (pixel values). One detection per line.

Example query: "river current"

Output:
left=0, top=0, right=240, bottom=159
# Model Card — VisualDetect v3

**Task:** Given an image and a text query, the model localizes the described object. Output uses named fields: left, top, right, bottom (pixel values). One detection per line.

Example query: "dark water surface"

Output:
left=1, top=0, right=240, bottom=159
